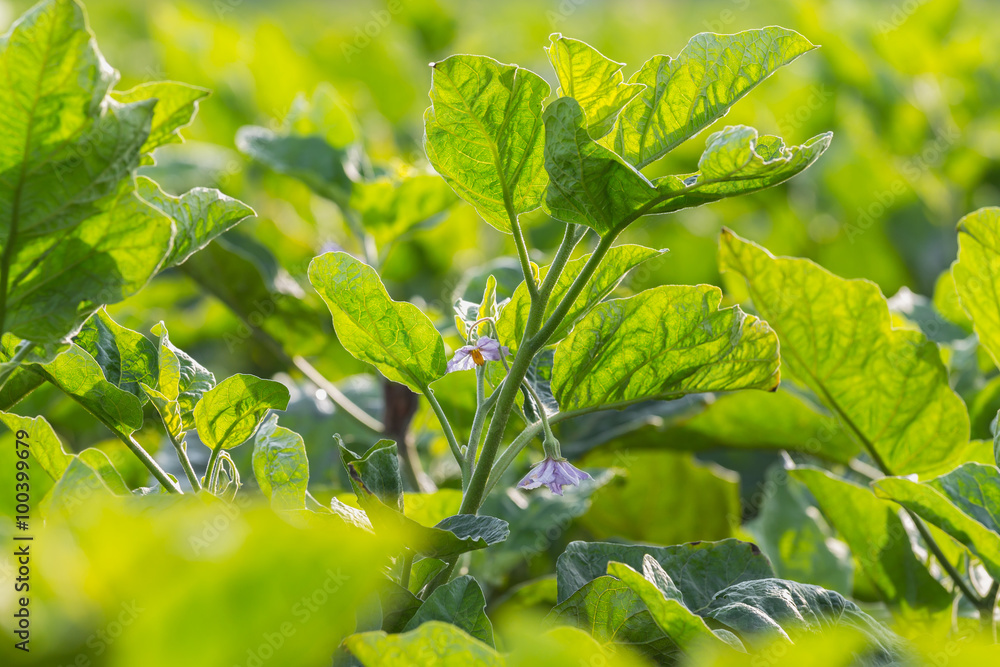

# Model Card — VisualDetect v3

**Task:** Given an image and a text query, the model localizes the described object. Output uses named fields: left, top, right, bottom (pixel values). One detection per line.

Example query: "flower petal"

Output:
left=446, top=346, right=477, bottom=373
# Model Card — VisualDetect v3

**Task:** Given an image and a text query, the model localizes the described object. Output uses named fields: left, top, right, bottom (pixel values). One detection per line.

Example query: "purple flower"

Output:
left=446, top=336, right=509, bottom=373
left=517, top=456, right=592, bottom=496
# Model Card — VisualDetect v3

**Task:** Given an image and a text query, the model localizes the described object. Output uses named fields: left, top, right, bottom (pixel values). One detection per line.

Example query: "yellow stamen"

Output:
left=470, top=348, right=486, bottom=366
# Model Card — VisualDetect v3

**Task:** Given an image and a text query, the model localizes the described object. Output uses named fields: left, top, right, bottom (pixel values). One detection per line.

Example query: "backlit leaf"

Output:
left=953, top=207, right=1000, bottom=367
left=253, top=414, right=309, bottom=511
left=193, top=373, right=290, bottom=450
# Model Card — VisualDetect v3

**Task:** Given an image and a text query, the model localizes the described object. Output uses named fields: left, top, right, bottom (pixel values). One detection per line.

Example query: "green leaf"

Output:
left=236, top=126, right=356, bottom=207
left=111, top=81, right=209, bottom=154
left=136, top=176, right=254, bottom=268
left=547, top=575, right=685, bottom=660
left=497, top=244, right=665, bottom=350
left=0, top=412, right=72, bottom=481
left=153, top=321, right=214, bottom=430
left=552, top=284, right=779, bottom=412
left=379, top=580, right=421, bottom=633
left=545, top=34, right=643, bottom=139
left=720, top=230, right=970, bottom=477
left=363, top=504, right=509, bottom=559
left=403, top=575, right=494, bottom=647
left=953, top=207, right=1000, bottom=367
left=703, top=578, right=900, bottom=656
left=607, top=559, right=742, bottom=653
left=252, top=414, right=309, bottom=511
left=542, top=97, right=658, bottom=234
left=408, top=558, right=448, bottom=596
left=78, top=447, right=131, bottom=495
left=193, top=373, right=290, bottom=450
left=309, top=251, right=446, bottom=392
left=344, top=621, right=503, bottom=666
left=350, top=172, right=456, bottom=247
left=611, top=28, right=817, bottom=169
left=578, top=450, right=739, bottom=545
left=557, top=539, right=774, bottom=609
left=424, top=55, right=550, bottom=233
left=873, top=463, right=1000, bottom=582
left=791, top=467, right=953, bottom=615
left=650, top=126, right=832, bottom=214
left=340, top=439, right=404, bottom=513
left=75, top=309, right=158, bottom=402
left=0, top=0, right=180, bottom=342
left=41, top=456, right=116, bottom=515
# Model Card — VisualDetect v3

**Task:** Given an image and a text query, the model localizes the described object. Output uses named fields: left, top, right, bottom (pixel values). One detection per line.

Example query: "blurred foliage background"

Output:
left=3, top=0, right=1000, bottom=661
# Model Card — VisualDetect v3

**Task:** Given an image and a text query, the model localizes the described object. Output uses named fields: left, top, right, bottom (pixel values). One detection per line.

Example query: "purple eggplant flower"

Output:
left=517, top=456, right=592, bottom=496
left=446, top=336, right=510, bottom=373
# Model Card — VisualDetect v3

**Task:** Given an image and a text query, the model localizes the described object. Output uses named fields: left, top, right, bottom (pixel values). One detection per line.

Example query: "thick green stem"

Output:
left=510, top=217, right=539, bottom=302
left=463, top=366, right=489, bottom=490
left=423, top=387, right=463, bottom=467
left=168, top=431, right=202, bottom=491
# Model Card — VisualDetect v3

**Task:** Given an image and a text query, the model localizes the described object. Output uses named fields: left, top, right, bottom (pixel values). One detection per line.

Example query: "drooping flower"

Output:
left=446, top=336, right=509, bottom=373
left=517, top=456, right=592, bottom=496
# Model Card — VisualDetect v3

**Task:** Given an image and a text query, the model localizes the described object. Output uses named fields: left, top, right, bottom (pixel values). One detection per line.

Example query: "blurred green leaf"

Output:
left=193, top=373, right=290, bottom=450
left=552, top=284, right=779, bottom=412
left=309, top=251, right=446, bottom=392
left=253, top=414, right=309, bottom=510
left=111, top=81, right=209, bottom=154
left=403, top=575, right=494, bottom=646
left=424, top=55, right=549, bottom=233
left=545, top=34, right=643, bottom=139
left=351, top=172, right=456, bottom=248
left=344, top=621, right=503, bottom=666
left=611, top=28, right=816, bottom=169
left=720, top=230, right=970, bottom=477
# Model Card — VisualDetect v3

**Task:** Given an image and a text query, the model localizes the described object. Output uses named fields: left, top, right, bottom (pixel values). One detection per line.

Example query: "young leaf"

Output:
left=309, top=251, right=446, bottom=392
left=557, top=539, right=774, bottom=608
left=543, top=97, right=658, bottom=234
left=952, top=207, right=1000, bottom=367
left=344, top=622, right=503, bottom=666
left=75, top=309, right=158, bottom=402
left=703, top=578, right=900, bottom=656
left=791, top=467, right=953, bottom=615
left=340, top=439, right=404, bottom=513
left=611, top=28, right=817, bottom=169
left=253, top=414, right=309, bottom=511
left=402, top=575, right=495, bottom=647
left=193, top=373, right=290, bottom=450
left=650, top=125, right=832, bottom=214
left=552, top=284, right=779, bottom=412
left=547, top=575, right=684, bottom=660
left=110, top=81, right=209, bottom=154
left=545, top=34, right=643, bottom=139
left=720, top=230, right=970, bottom=477
left=145, top=321, right=215, bottom=433
left=607, top=560, right=742, bottom=653
left=424, top=55, right=550, bottom=232
left=136, top=176, right=255, bottom=268
left=497, top=244, right=665, bottom=350
left=873, top=463, right=1000, bottom=582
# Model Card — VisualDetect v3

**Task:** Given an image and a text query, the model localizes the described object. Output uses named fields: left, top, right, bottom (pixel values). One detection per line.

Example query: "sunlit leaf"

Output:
left=953, top=207, right=1000, bottom=367
left=111, top=81, right=209, bottom=154
left=75, top=309, right=158, bottom=402
left=424, top=55, right=550, bottom=233
left=344, top=621, right=503, bottom=666
left=253, top=414, right=309, bottom=510
left=193, top=373, right=290, bottom=450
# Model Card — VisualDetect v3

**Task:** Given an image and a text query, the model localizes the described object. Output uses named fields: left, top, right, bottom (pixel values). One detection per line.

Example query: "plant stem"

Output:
left=204, top=445, right=223, bottom=493
left=482, top=421, right=544, bottom=498
left=168, top=431, right=202, bottom=491
left=423, top=386, right=463, bottom=466
left=292, top=355, right=385, bottom=432
left=509, top=217, right=539, bottom=302
left=463, top=366, right=489, bottom=490
left=0, top=340, right=35, bottom=393
left=980, top=580, right=999, bottom=640
left=123, top=434, right=183, bottom=494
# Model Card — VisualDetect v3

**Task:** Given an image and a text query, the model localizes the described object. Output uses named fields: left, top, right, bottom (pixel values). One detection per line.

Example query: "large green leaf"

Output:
left=607, top=559, right=742, bottom=654
left=547, top=575, right=683, bottom=661
left=424, top=55, right=550, bottom=233
left=650, top=125, right=832, bottom=214
left=309, top=251, right=446, bottom=392
left=791, top=467, right=953, bottom=616
left=578, top=450, right=739, bottom=545
left=953, top=207, right=1000, bottom=367
left=193, top=373, right=290, bottom=450
left=720, top=230, right=970, bottom=477
left=136, top=176, right=254, bottom=267
left=557, top=539, right=774, bottom=609
left=545, top=34, right=643, bottom=139
left=344, top=621, right=503, bottom=666
left=0, top=412, right=72, bottom=481
left=496, top=244, right=664, bottom=350
left=349, top=172, right=456, bottom=247
left=252, top=414, right=309, bottom=511
left=873, top=463, right=1000, bottom=581
left=403, top=575, right=494, bottom=647
left=542, top=97, right=657, bottom=234
left=611, top=28, right=817, bottom=169
left=110, top=81, right=208, bottom=154
left=552, top=284, right=779, bottom=412
left=703, top=578, right=900, bottom=656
